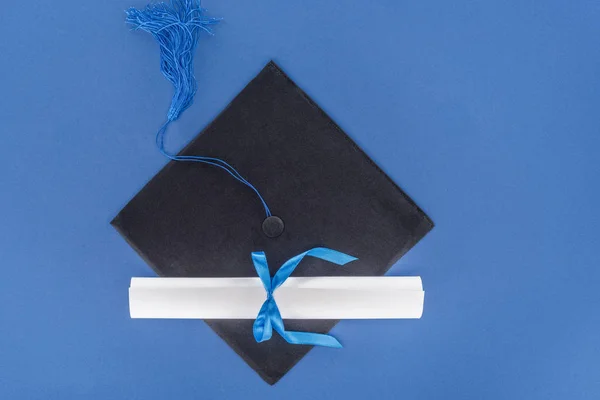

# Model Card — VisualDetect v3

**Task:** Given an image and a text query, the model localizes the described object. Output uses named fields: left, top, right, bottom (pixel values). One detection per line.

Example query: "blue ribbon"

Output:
left=251, top=248, right=358, bottom=348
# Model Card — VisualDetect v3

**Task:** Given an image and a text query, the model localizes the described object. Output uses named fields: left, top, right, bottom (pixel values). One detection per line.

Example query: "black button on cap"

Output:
left=262, top=216, right=285, bottom=238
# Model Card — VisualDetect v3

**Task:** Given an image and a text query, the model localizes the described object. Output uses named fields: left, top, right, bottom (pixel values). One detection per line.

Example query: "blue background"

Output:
left=1, top=1, right=599, bottom=398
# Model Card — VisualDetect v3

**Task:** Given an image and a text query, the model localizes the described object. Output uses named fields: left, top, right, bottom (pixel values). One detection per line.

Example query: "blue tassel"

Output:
left=126, top=1, right=272, bottom=217
left=126, top=0, right=221, bottom=121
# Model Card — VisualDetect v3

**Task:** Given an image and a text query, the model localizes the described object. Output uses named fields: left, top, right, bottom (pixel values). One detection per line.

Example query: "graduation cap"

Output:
left=112, top=60, right=433, bottom=384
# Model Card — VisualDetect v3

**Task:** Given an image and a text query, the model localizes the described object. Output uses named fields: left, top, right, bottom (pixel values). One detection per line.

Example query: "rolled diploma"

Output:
left=129, top=276, right=424, bottom=320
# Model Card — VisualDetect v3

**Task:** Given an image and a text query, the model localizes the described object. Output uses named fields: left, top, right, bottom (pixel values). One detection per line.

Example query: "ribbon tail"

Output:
left=304, top=247, right=358, bottom=266
left=278, top=330, right=343, bottom=349
left=270, top=301, right=343, bottom=348
left=272, top=247, right=358, bottom=289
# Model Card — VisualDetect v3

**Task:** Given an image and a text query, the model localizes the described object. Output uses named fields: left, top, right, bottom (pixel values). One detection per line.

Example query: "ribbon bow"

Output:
left=251, top=247, right=358, bottom=348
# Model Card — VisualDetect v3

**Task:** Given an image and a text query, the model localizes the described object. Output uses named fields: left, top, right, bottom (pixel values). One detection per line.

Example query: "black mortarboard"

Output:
left=112, top=61, right=433, bottom=384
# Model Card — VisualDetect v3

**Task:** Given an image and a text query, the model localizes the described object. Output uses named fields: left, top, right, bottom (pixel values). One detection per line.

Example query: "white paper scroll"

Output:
left=129, top=277, right=424, bottom=320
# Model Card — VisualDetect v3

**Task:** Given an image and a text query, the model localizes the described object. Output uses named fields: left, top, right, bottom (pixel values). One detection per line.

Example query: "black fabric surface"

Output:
left=112, top=61, right=434, bottom=384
